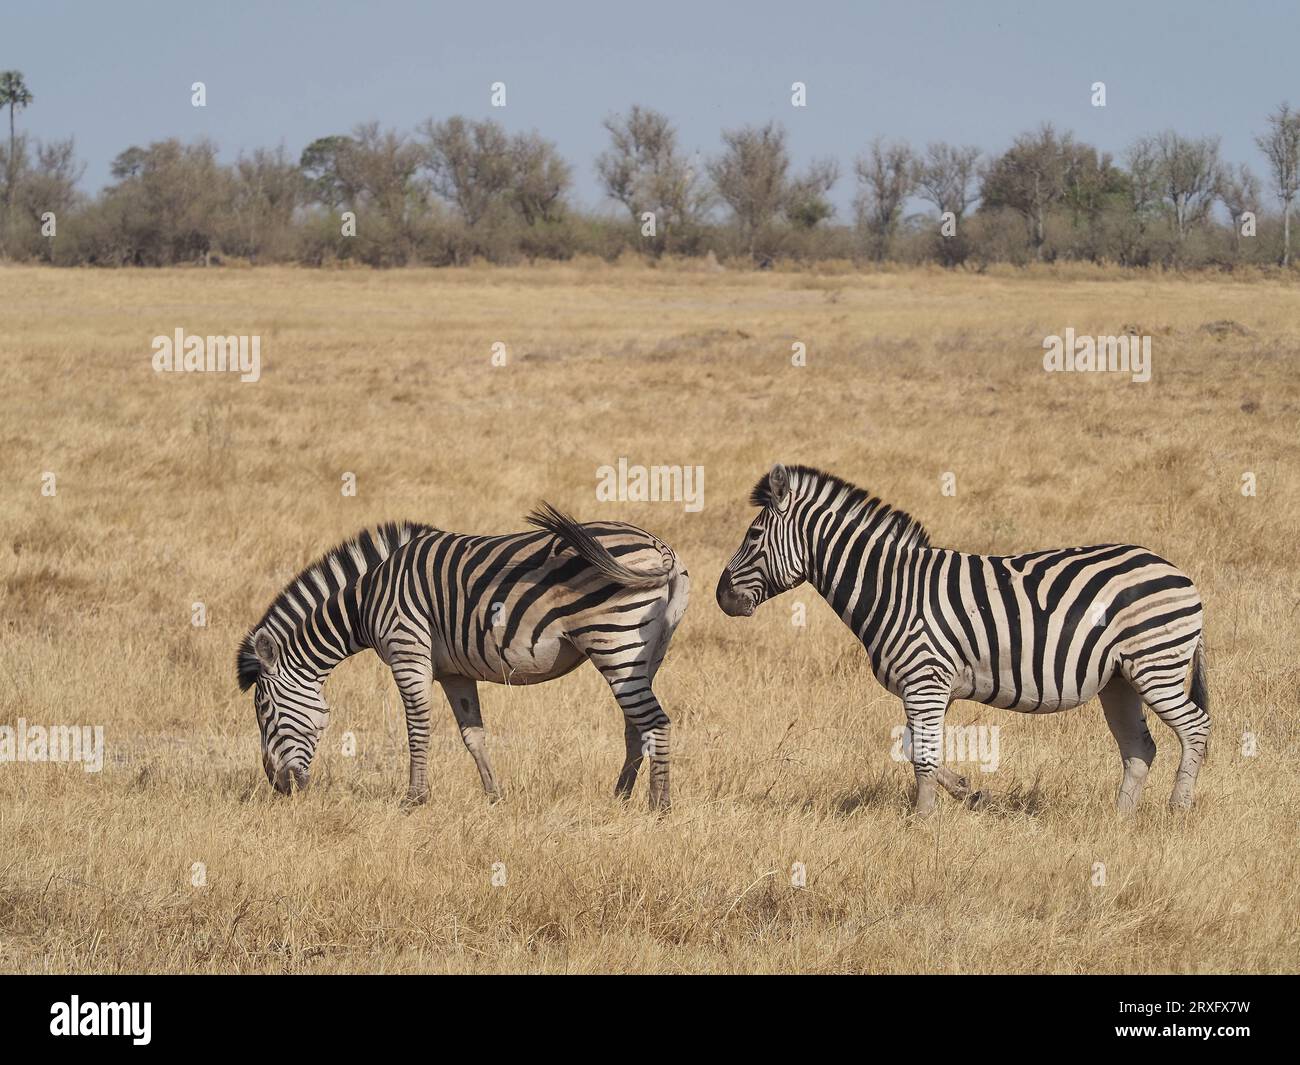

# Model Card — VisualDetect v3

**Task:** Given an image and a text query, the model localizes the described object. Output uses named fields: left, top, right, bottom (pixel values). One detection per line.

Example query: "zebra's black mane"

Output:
left=750, top=465, right=931, bottom=549
left=236, top=520, right=436, bottom=691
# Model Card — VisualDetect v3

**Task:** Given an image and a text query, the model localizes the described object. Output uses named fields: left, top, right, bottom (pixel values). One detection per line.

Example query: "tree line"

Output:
left=2, top=70, right=1298, bottom=270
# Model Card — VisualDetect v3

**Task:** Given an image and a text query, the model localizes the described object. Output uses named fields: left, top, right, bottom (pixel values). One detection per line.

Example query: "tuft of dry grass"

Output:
left=0, top=263, right=1297, bottom=973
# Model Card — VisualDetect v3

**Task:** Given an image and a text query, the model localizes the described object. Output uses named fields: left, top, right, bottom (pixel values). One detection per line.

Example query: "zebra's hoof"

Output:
left=401, top=790, right=429, bottom=810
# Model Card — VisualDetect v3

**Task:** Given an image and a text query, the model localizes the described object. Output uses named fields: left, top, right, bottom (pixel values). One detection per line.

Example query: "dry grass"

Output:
left=1, top=261, right=1297, bottom=973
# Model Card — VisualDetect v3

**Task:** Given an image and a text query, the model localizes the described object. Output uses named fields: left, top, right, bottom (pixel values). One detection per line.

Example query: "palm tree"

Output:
left=0, top=70, right=35, bottom=216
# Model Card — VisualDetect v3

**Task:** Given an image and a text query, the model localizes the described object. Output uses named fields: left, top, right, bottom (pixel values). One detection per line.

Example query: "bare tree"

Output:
left=914, top=142, right=980, bottom=264
left=420, top=117, right=571, bottom=232
left=596, top=106, right=706, bottom=248
left=1125, top=137, right=1161, bottom=219
left=1219, top=163, right=1261, bottom=257
left=419, top=116, right=514, bottom=228
left=1151, top=131, right=1221, bottom=250
left=1255, top=102, right=1300, bottom=266
left=1115, top=136, right=1164, bottom=263
left=0, top=136, right=83, bottom=259
left=854, top=138, right=916, bottom=261
left=228, top=145, right=303, bottom=259
left=708, top=122, right=791, bottom=257
left=915, top=142, right=981, bottom=220
left=21, top=137, right=82, bottom=218
left=342, top=123, right=426, bottom=262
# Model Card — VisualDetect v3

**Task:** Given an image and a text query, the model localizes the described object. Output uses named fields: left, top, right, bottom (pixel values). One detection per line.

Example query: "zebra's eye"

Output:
left=747, top=528, right=764, bottom=544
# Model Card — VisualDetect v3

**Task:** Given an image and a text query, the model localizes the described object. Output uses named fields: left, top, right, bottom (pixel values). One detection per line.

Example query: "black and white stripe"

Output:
left=238, top=506, right=689, bottom=809
left=717, top=464, right=1210, bottom=814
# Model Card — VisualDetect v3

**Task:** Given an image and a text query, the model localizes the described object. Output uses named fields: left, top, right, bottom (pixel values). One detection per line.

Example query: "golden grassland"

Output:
left=0, top=260, right=1297, bottom=973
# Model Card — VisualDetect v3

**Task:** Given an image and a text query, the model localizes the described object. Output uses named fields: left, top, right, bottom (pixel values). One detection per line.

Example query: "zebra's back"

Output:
left=366, top=521, right=683, bottom=686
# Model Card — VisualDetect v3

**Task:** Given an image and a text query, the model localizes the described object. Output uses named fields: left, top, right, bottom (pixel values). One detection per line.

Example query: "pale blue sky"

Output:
left=6, top=0, right=1298, bottom=214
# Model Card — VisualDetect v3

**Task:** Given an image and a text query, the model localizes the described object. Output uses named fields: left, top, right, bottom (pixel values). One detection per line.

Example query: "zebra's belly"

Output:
left=968, top=665, right=1114, bottom=714
left=472, top=635, right=586, bottom=686
left=876, top=643, right=1117, bottom=713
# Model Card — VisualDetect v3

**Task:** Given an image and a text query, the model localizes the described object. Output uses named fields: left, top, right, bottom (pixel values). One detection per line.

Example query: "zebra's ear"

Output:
left=253, top=627, right=280, bottom=673
left=769, top=463, right=791, bottom=512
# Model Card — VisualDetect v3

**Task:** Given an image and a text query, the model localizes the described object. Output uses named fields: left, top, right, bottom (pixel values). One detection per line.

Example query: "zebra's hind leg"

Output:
left=439, top=676, right=501, bottom=803
left=625, top=685, right=671, bottom=813
left=1126, top=652, right=1210, bottom=810
left=936, top=765, right=982, bottom=806
left=582, top=571, right=686, bottom=814
left=601, top=672, right=671, bottom=812
left=614, top=718, right=644, bottom=800
left=1099, top=675, right=1156, bottom=815
left=644, top=716, right=672, bottom=813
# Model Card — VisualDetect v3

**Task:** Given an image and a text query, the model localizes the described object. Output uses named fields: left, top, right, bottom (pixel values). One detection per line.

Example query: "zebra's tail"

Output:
left=1191, top=633, right=1210, bottom=761
left=526, top=501, right=672, bottom=588
left=1191, top=633, right=1210, bottom=716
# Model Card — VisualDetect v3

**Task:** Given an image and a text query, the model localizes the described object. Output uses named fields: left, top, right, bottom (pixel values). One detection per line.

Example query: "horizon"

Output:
left=6, top=0, right=1300, bottom=216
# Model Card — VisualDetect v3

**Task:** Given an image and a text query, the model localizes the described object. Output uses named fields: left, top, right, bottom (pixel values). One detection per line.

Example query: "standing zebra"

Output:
left=237, top=506, right=689, bottom=810
left=716, top=464, right=1210, bottom=815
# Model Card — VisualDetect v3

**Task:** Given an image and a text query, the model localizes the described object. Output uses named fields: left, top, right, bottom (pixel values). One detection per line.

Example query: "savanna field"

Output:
left=0, top=260, right=1297, bottom=973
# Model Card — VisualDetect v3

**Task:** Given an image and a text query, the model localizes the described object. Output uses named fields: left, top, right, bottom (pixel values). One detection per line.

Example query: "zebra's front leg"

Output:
left=903, top=687, right=950, bottom=816
left=392, top=661, right=434, bottom=807
left=439, top=676, right=500, bottom=803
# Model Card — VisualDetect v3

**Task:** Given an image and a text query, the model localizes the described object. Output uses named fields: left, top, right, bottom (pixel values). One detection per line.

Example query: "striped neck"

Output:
left=802, top=487, right=932, bottom=616
left=237, top=521, right=434, bottom=691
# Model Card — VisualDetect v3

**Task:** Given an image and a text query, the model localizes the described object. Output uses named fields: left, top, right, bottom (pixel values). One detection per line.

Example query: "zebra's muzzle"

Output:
left=269, top=763, right=311, bottom=795
left=716, top=571, right=755, bottom=617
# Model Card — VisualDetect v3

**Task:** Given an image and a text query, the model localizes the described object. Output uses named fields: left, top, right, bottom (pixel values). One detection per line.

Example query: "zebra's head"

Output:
left=717, top=463, right=806, bottom=617
left=239, top=626, right=329, bottom=795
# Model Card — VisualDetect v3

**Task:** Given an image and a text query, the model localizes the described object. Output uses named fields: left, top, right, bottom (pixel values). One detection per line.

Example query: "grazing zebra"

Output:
left=237, top=506, right=689, bottom=810
left=716, top=464, right=1210, bottom=816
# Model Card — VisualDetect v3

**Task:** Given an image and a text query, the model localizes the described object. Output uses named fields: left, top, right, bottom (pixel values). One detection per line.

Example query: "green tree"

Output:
left=508, top=130, right=571, bottom=226
left=102, top=139, right=230, bottom=264
left=0, top=70, right=35, bottom=220
left=785, top=158, right=838, bottom=230
left=980, top=125, right=1071, bottom=260
left=299, top=135, right=359, bottom=209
